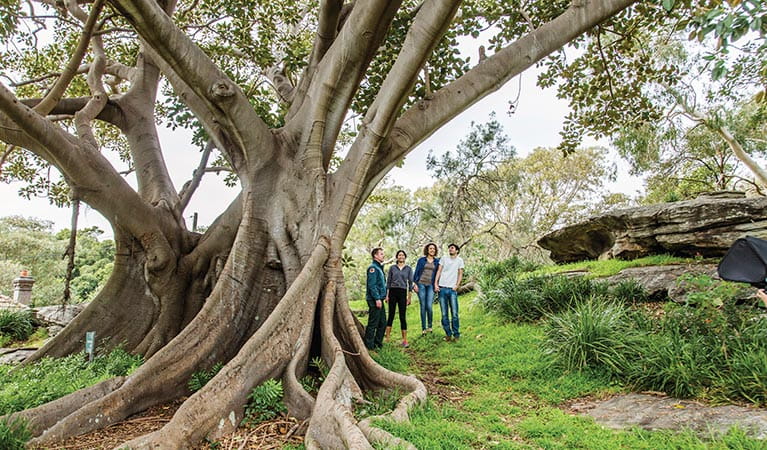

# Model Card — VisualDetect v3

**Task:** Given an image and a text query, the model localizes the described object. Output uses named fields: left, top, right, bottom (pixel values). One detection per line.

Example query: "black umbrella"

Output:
left=717, top=236, right=767, bottom=288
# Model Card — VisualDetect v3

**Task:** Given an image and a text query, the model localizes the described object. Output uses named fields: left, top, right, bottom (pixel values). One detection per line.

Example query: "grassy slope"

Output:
left=351, top=293, right=765, bottom=449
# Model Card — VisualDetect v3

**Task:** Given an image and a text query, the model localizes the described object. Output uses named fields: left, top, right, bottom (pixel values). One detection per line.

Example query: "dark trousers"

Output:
left=386, top=287, right=408, bottom=330
left=364, top=300, right=387, bottom=349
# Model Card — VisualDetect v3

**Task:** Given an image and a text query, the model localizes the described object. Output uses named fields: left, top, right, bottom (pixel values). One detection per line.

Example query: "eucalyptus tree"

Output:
left=0, top=0, right=638, bottom=447
left=539, top=2, right=767, bottom=188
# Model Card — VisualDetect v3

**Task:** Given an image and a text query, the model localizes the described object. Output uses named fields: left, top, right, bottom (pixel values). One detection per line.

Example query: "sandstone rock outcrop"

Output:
left=538, top=192, right=767, bottom=263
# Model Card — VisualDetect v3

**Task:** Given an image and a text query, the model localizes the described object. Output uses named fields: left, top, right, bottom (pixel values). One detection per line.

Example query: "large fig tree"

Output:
left=0, top=0, right=637, bottom=447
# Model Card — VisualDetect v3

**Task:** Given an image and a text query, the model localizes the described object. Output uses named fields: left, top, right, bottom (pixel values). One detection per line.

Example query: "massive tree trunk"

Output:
left=0, top=0, right=637, bottom=447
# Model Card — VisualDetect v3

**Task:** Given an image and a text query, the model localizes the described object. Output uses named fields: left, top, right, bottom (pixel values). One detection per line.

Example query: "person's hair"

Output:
left=423, top=242, right=438, bottom=256
left=371, top=247, right=383, bottom=258
left=395, top=249, right=407, bottom=259
left=448, top=243, right=460, bottom=254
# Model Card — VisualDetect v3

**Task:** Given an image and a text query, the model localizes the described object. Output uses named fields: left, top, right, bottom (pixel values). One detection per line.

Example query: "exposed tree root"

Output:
left=28, top=202, right=273, bottom=445
left=114, top=237, right=330, bottom=449
left=3, top=377, right=125, bottom=436
left=305, top=272, right=425, bottom=449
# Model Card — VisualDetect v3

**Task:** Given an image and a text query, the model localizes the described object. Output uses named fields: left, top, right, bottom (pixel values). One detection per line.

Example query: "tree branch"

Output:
left=178, top=140, right=215, bottom=213
left=286, top=0, right=344, bottom=117
left=108, top=0, right=275, bottom=174
left=370, top=0, right=638, bottom=186
left=290, top=0, right=402, bottom=171
left=34, top=0, right=105, bottom=115
left=666, top=84, right=767, bottom=187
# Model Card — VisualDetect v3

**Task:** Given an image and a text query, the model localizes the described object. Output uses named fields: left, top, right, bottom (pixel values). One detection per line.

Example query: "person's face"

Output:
left=396, top=252, right=406, bottom=263
left=374, top=249, right=385, bottom=263
left=448, top=245, right=458, bottom=256
left=427, top=245, right=436, bottom=256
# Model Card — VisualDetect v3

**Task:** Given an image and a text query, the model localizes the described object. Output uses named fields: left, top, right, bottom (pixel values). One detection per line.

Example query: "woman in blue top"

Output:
left=413, top=242, right=439, bottom=334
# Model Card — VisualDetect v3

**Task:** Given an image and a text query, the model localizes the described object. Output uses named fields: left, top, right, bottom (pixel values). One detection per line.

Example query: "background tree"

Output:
left=0, top=0, right=638, bottom=447
left=538, top=3, right=767, bottom=196
left=0, top=216, right=114, bottom=305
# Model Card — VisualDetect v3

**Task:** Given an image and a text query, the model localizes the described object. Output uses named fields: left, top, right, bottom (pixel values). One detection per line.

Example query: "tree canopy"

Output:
left=0, top=0, right=659, bottom=448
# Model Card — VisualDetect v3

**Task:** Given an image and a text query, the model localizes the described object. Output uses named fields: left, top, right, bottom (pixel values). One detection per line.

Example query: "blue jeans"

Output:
left=416, top=283, right=434, bottom=331
left=438, top=287, right=459, bottom=338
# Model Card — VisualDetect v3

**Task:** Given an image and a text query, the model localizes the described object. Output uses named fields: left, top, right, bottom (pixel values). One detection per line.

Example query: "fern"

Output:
left=187, top=362, right=224, bottom=392
left=243, top=379, right=286, bottom=425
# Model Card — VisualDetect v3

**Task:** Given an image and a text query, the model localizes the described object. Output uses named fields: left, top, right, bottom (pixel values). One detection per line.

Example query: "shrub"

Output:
left=0, top=310, right=34, bottom=342
left=543, top=298, right=636, bottom=373
left=0, top=417, right=30, bottom=450
left=243, top=379, right=285, bottom=425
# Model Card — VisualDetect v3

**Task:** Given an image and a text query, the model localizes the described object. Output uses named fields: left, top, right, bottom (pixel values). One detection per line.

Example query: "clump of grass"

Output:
left=0, top=347, right=142, bottom=415
left=478, top=274, right=612, bottom=322
left=543, top=297, right=636, bottom=373
left=0, top=417, right=30, bottom=450
left=0, top=310, right=34, bottom=342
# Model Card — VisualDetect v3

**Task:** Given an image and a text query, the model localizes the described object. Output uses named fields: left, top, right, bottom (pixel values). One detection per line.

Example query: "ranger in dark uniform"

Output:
left=365, top=247, right=387, bottom=350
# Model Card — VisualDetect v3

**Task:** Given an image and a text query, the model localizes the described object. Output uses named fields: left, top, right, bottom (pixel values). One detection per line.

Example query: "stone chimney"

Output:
left=13, top=270, right=35, bottom=306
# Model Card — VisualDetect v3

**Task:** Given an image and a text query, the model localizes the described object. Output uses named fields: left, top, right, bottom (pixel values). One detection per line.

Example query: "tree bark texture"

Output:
left=0, top=0, right=637, bottom=447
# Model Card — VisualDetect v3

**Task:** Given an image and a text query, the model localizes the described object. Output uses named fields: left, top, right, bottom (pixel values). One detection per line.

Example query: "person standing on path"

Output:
left=385, top=250, right=414, bottom=347
left=412, top=243, right=440, bottom=335
left=364, top=247, right=387, bottom=350
left=435, top=243, right=464, bottom=342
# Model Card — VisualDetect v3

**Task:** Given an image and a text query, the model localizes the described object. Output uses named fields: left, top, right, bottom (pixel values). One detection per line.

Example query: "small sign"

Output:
left=85, top=331, right=95, bottom=361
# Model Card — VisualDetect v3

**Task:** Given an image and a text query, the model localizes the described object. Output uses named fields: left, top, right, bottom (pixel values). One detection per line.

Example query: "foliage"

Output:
left=543, top=297, right=637, bottom=373
left=0, top=417, right=31, bottom=450
left=242, top=379, right=286, bottom=425
left=188, top=362, right=224, bottom=393
left=0, top=348, right=142, bottom=415
left=0, top=216, right=114, bottom=305
left=0, top=309, right=33, bottom=342
left=537, top=1, right=767, bottom=197
left=536, top=272, right=767, bottom=405
left=478, top=273, right=617, bottom=322
left=376, top=293, right=765, bottom=447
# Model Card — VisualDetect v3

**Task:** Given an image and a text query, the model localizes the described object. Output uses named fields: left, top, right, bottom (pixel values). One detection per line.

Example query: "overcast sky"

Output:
left=0, top=60, right=643, bottom=237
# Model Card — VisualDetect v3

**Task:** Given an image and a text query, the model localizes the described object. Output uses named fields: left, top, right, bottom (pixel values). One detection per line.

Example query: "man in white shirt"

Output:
left=434, top=243, right=464, bottom=342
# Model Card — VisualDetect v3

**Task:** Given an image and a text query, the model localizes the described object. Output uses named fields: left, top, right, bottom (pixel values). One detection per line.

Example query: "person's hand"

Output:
left=453, top=285, right=458, bottom=291
left=413, top=285, right=419, bottom=294
left=757, top=289, right=767, bottom=307
left=376, top=300, right=382, bottom=309
left=406, top=296, right=412, bottom=306
left=434, top=285, right=440, bottom=293
left=384, top=297, right=389, bottom=303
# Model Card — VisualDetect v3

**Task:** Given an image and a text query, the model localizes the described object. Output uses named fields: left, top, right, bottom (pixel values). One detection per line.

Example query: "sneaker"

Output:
left=422, top=329, right=428, bottom=335
left=426, top=328, right=433, bottom=333
left=443, top=336, right=452, bottom=342
left=453, top=335, right=460, bottom=341
left=402, top=341, right=409, bottom=348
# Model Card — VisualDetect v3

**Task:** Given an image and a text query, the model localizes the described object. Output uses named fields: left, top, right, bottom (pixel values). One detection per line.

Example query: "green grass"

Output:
left=527, top=254, right=701, bottom=278
left=0, top=348, right=142, bottom=416
left=361, top=291, right=766, bottom=448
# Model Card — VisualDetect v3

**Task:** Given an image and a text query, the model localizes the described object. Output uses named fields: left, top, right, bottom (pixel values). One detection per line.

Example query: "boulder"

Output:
left=601, top=264, right=718, bottom=300
left=538, top=192, right=767, bottom=263
left=33, top=303, right=87, bottom=327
